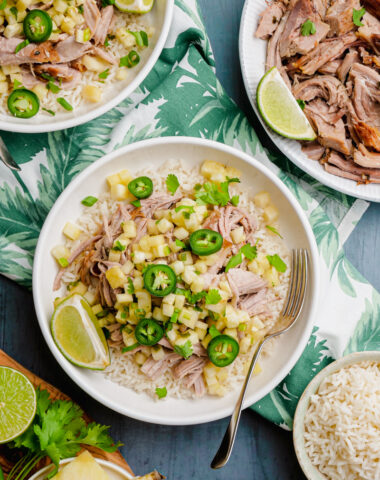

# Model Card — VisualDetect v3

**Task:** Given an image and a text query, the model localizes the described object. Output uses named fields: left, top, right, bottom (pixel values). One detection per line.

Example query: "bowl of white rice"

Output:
left=33, top=136, right=320, bottom=425
left=0, top=0, right=173, bottom=133
left=293, top=351, right=380, bottom=480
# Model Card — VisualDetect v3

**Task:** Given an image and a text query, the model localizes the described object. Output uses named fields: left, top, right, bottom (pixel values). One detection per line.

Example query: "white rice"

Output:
left=0, top=11, right=152, bottom=116
left=61, top=159, right=291, bottom=399
left=304, top=361, right=380, bottom=480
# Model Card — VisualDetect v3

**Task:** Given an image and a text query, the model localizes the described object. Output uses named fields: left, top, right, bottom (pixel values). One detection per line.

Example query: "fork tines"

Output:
left=281, top=248, right=308, bottom=321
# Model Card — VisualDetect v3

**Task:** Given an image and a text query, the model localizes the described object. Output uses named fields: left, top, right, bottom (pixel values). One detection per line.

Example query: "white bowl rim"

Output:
left=28, top=456, right=134, bottom=479
left=0, top=0, right=174, bottom=134
left=238, top=0, right=380, bottom=203
left=33, top=136, right=320, bottom=425
left=293, top=350, right=380, bottom=480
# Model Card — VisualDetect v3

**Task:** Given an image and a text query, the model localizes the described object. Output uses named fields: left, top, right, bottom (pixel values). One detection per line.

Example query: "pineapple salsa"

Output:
left=51, top=160, right=290, bottom=399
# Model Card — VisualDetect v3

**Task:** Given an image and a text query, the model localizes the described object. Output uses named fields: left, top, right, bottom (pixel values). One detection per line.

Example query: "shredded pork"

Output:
left=256, top=0, right=380, bottom=183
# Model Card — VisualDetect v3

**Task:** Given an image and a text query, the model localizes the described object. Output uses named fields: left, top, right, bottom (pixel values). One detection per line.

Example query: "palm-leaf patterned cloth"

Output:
left=0, top=0, right=379, bottom=430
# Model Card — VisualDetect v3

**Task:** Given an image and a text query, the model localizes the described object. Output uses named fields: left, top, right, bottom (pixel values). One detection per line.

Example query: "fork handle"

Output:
left=211, top=338, right=267, bottom=469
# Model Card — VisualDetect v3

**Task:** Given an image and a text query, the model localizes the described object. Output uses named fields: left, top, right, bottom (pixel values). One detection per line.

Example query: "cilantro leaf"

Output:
left=352, top=7, right=365, bottom=26
left=174, top=340, right=193, bottom=359
left=301, top=19, right=316, bottom=36
left=126, top=277, right=134, bottom=294
left=205, top=289, right=221, bottom=305
left=155, top=387, right=167, bottom=399
left=166, top=174, right=179, bottom=195
left=240, top=243, right=257, bottom=260
left=297, top=99, right=306, bottom=110
left=266, top=254, right=287, bottom=273
left=195, top=178, right=240, bottom=207
left=225, top=252, right=242, bottom=272
left=266, top=225, right=283, bottom=238
left=209, top=325, right=221, bottom=338
left=175, top=288, right=206, bottom=305
left=112, top=240, right=125, bottom=252
left=231, top=195, right=240, bottom=206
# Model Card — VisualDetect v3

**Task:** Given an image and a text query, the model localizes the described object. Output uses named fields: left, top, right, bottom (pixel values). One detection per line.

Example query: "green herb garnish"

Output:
left=205, top=289, right=221, bottom=305
left=155, top=386, right=167, bottom=399
left=58, top=257, right=69, bottom=268
left=195, top=177, right=240, bottom=207
left=297, top=99, right=306, bottom=110
left=266, top=225, right=283, bottom=238
left=166, top=173, right=179, bottom=195
left=301, top=19, right=316, bottom=35
left=99, top=68, right=110, bottom=79
left=126, top=277, right=134, bottom=294
left=209, top=325, right=221, bottom=338
left=174, top=340, right=193, bottom=359
left=352, top=7, right=366, bottom=26
left=131, top=199, right=141, bottom=208
left=15, top=39, right=29, bottom=53
left=266, top=254, right=287, bottom=273
left=57, top=98, right=73, bottom=111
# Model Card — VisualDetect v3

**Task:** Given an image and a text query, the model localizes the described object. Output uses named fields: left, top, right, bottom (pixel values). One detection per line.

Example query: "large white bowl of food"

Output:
left=0, top=0, right=173, bottom=132
left=33, top=137, right=320, bottom=425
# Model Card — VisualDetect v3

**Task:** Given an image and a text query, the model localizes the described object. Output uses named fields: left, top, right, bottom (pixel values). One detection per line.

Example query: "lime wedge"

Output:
left=256, top=67, right=316, bottom=141
left=114, top=0, right=154, bottom=13
left=0, top=367, right=36, bottom=444
left=51, top=294, right=110, bottom=370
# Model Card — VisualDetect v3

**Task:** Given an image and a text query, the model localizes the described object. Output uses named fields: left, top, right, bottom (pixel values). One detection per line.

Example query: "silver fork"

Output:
left=0, top=137, right=20, bottom=171
left=211, top=248, right=308, bottom=469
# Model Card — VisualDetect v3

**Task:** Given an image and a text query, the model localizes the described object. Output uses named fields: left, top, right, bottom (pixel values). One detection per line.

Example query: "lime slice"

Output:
left=0, top=367, right=36, bottom=444
left=256, top=67, right=316, bottom=141
left=51, top=294, right=110, bottom=370
left=114, top=0, right=154, bottom=13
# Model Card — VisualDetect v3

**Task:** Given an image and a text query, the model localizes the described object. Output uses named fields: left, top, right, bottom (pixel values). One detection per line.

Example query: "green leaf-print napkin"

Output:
left=0, top=0, right=379, bottom=429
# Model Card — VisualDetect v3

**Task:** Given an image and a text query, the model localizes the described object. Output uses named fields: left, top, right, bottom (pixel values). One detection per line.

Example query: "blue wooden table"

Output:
left=1, top=1, right=380, bottom=478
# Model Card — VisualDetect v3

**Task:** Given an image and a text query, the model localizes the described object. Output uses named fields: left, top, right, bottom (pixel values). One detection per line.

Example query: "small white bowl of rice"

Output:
left=293, top=351, right=380, bottom=480
left=33, top=136, right=320, bottom=425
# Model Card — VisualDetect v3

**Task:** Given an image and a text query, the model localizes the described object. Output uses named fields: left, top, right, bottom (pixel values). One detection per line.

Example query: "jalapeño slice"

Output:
left=23, top=10, right=52, bottom=43
left=143, top=264, right=176, bottom=297
left=128, top=176, right=153, bottom=199
left=7, top=88, right=40, bottom=118
left=135, top=318, right=164, bottom=346
left=207, top=334, right=239, bottom=367
left=189, top=229, right=223, bottom=256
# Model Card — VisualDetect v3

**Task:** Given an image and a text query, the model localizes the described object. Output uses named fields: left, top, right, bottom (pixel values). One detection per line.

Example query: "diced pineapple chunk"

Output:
left=148, top=235, right=165, bottom=247
left=182, top=266, right=197, bottom=285
left=53, top=0, right=67, bottom=12
left=224, top=304, right=240, bottom=328
left=135, top=351, right=147, bottom=366
left=194, top=261, right=207, bottom=274
left=116, top=293, right=133, bottom=304
left=157, top=218, right=173, bottom=234
left=173, top=227, right=189, bottom=240
left=239, top=336, right=251, bottom=354
left=0, top=69, right=6, bottom=81
left=68, top=281, right=87, bottom=295
left=152, top=244, right=171, bottom=258
left=162, top=303, right=174, bottom=317
left=152, top=345, right=165, bottom=361
left=178, top=251, right=193, bottom=265
left=83, top=290, right=97, bottom=305
left=132, top=250, right=146, bottom=264
left=136, top=291, right=151, bottom=312
left=223, top=327, right=238, bottom=340
left=263, top=266, right=280, bottom=287
left=254, top=191, right=271, bottom=209
left=92, top=303, right=103, bottom=315
left=201, top=160, right=226, bottom=181
left=2, top=65, right=20, bottom=75
left=0, top=81, right=8, bottom=94
left=122, top=220, right=137, bottom=238
left=110, top=183, right=128, bottom=201
left=118, top=169, right=133, bottom=185
left=16, top=0, right=33, bottom=10
left=108, top=249, right=121, bottom=263
left=206, top=302, right=226, bottom=315
left=62, top=221, right=82, bottom=240
left=51, top=245, right=70, bottom=263
left=106, top=172, right=121, bottom=187
left=82, top=84, right=102, bottom=103
left=231, top=226, right=245, bottom=244
left=174, top=294, right=185, bottom=310
left=152, top=306, right=165, bottom=322
left=32, top=84, right=48, bottom=100
left=121, top=260, right=134, bottom=275
left=133, top=276, right=143, bottom=290
left=263, top=204, right=279, bottom=224
left=4, top=23, right=23, bottom=38
left=82, top=55, right=108, bottom=72
left=115, top=28, right=136, bottom=48
left=179, top=308, right=199, bottom=329
left=61, top=17, right=76, bottom=34
left=170, top=261, right=184, bottom=276
left=116, top=68, right=128, bottom=81
left=190, top=275, right=204, bottom=293
left=163, top=293, right=175, bottom=305
left=105, top=266, right=126, bottom=289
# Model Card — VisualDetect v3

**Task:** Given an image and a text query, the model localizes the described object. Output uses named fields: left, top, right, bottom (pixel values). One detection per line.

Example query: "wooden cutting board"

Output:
left=0, top=349, right=134, bottom=478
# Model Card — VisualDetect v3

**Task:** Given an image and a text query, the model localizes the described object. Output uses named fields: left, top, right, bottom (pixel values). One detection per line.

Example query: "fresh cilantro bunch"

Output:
left=195, top=178, right=240, bottom=207
left=9, top=389, right=121, bottom=480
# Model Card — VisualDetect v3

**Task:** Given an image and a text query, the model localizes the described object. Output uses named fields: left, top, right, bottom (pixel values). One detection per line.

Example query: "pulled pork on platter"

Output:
left=255, top=0, right=380, bottom=184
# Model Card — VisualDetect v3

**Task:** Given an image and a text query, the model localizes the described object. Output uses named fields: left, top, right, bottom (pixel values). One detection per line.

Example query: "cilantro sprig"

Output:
left=9, top=389, right=121, bottom=480
left=301, top=19, right=316, bottom=36
left=174, top=340, right=193, bottom=359
left=195, top=177, right=240, bottom=207
left=205, top=289, right=221, bottom=305
left=352, top=7, right=365, bottom=26
left=266, top=254, right=287, bottom=273
left=155, top=386, right=167, bottom=399
left=166, top=174, right=179, bottom=195
left=225, top=243, right=258, bottom=272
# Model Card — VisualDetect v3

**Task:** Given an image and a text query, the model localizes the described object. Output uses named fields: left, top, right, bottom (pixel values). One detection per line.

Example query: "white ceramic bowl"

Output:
left=33, top=137, right=320, bottom=425
left=293, top=351, right=380, bottom=480
left=0, top=0, right=174, bottom=133
left=239, top=0, right=380, bottom=202
left=29, top=457, right=133, bottom=480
